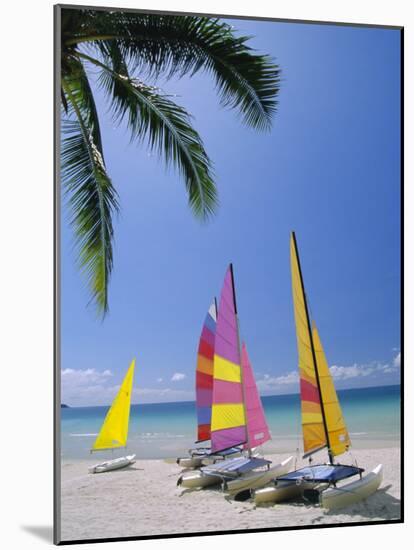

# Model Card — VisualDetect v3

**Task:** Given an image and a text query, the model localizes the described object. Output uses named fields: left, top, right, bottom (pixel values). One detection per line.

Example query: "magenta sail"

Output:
left=213, top=268, right=240, bottom=365
left=210, top=266, right=247, bottom=453
left=241, top=342, right=271, bottom=449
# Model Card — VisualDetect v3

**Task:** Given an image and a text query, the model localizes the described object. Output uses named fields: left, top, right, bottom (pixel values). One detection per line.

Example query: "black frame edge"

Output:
left=56, top=3, right=404, bottom=30
left=54, top=3, right=62, bottom=546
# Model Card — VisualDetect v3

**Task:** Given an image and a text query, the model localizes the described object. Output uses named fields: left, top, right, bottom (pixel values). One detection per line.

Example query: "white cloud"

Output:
left=133, top=387, right=193, bottom=403
left=329, top=363, right=375, bottom=380
left=256, top=353, right=400, bottom=395
left=393, top=352, right=401, bottom=369
left=61, top=368, right=117, bottom=406
left=257, top=370, right=299, bottom=392
left=61, top=367, right=113, bottom=385
left=171, top=372, right=186, bottom=382
left=329, top=357, right=401, bottom=380
left=61, top=366, right=194, bottom=406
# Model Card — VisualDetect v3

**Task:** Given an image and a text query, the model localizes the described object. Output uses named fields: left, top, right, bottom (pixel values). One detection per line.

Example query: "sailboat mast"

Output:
left=214, top=296, right=218, bottom=318
left=229, top=263, right=251, bottom=456
left=291, top=233, right=333, bottom=464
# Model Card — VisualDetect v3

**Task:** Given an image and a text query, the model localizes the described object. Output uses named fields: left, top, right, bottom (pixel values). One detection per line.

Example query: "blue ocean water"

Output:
left=61, top=384, right=400, bottom=460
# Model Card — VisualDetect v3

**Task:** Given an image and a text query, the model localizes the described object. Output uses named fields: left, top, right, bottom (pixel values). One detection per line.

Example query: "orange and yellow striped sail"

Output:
left=290, top=233, right=350, bottom=459
left=312, top=324, right=350, bottom=456
left=290, top=235, right=326, bottom=456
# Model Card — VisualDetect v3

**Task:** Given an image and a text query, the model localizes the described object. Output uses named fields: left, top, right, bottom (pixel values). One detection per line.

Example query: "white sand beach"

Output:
left=60, top=446, right=401, bottom=542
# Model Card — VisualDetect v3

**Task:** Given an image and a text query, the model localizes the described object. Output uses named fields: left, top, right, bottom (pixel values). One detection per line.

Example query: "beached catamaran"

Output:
left=178, top=265, right=292, bottom=490
left=89, top=359, right=136, bottom=474
left=253, top=233, right=383, bottom=508
left=177, top=301, right=242, bottom=468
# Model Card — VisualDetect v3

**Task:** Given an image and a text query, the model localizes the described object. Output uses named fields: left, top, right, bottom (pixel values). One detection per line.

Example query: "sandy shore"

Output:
left=60, top=447, right=401, bottom=542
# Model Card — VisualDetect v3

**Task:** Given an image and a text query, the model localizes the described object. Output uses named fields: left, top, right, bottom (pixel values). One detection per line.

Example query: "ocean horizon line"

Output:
left=61, top=382, right=401, bottom=409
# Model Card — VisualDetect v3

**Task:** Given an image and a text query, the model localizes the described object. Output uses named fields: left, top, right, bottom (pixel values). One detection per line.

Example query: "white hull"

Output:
left=254, top=480, right=313, bottom=505
left=177, top=469, right=221, bottom=488
left=177, top=450, right=242, bottom=470
left=178, top=455, right=275, bottom=490
left=201, top=450, right=242, bottom=466
left=226, top=457, right=294, bottom=496
left=254, top=464, right=383, bottom=507
left=89, top=454, right=136, bottom=474
left=177, top=456, right=204, bottom=469
left=321, top=464, right=383, bottom=509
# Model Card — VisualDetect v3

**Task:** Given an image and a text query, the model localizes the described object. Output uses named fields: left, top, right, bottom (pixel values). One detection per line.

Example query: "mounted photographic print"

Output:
left=54, top=4, right=403, bottom=545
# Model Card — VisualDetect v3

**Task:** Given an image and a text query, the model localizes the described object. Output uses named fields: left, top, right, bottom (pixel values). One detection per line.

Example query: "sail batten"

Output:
left=210, top=266, right=247, bottom=453
left=91, top=359, right=135, bottom=452
left=196, top=302, right=217, bottom=442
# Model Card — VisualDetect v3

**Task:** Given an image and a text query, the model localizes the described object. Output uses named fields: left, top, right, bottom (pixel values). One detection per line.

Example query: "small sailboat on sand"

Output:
left=178, top=265, right=292, bottom=490
left=177, top=301, right=242, bottom=468
left=89, top=359, right=136, bottom=473
left=254, top=233, right=383, bottom=508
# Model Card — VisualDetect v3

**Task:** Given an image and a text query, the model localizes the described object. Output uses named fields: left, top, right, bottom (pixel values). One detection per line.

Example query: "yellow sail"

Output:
left=312, top=324, right=351, bottom=456
left=290, top=234, right=327, bottom=456
left=92, top=359, right=135, bottom=452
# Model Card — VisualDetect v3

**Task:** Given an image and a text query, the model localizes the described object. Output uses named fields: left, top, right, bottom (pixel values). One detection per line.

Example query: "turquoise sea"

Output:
left=61, top=385, right=401, bottom=460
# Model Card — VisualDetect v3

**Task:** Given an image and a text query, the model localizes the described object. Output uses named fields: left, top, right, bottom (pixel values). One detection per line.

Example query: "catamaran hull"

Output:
left=254, top=464, right=383, bottom=507
left=201, top=451, right=242, bottom=466
left=177, top=470, right=220, bottom=488
left=89, top=454, right=136, bottom=474
left=177, top=450, right=242, bottom=469
left=177, top=456, right=204, bottom=469
left=178, top=456, right=275, bottom=490
left=226, top=457, right=294, bottom=496
left=254, top=480, right=313, bottom=504
left=321, top=464, right=383, bottom=509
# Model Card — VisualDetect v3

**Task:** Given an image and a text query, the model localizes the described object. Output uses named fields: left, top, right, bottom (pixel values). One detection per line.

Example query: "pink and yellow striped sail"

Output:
left=210, top=266, right=247, bottom=453
left=195, top=302, right=217, bottom=442
left=241, top=342, right=271, bottom=449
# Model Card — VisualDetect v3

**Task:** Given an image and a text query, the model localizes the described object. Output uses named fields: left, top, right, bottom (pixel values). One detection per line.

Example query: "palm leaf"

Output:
left=61, top=88, right=119, bottom=315
left=79, top=51, right=217, bottom=219
left=62, top=57, right=104, bottom=153
left=60, top=9, right=281, bottom=316
left=63, top=10, right=280, bottom=131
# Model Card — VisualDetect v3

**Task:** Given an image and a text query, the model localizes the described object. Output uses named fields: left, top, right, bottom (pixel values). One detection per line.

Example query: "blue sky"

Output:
left=61, top=17, right=401, bottom=406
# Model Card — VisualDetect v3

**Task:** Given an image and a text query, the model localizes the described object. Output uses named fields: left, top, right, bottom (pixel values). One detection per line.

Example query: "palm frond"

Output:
left=63, top=10, right=280, bottom=131
left=62, top=57, right=104, bottom=153
left=59, top=8, right=280, bottom=316
left=61, top=87, right=119, bottom=315
left=116, top=15, right=280, bottom=130
left=79, top=51, right=217, bottom=219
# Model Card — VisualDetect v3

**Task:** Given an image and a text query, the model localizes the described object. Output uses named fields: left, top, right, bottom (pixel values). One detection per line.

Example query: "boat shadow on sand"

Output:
left=251, top=484, right=400, bottom=522
left=121, top=465, right=144, bottom=472
left=322, top=484, right=401, bottom=521
left=178, top=485, right=227, bottom=497
left=178, top=485, right=400, bottom=521
left=93, top=464, right=144, bottom=473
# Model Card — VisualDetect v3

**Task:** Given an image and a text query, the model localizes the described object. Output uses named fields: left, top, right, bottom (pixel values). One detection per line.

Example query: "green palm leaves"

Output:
left=61, top=8, right=280, bottom=316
